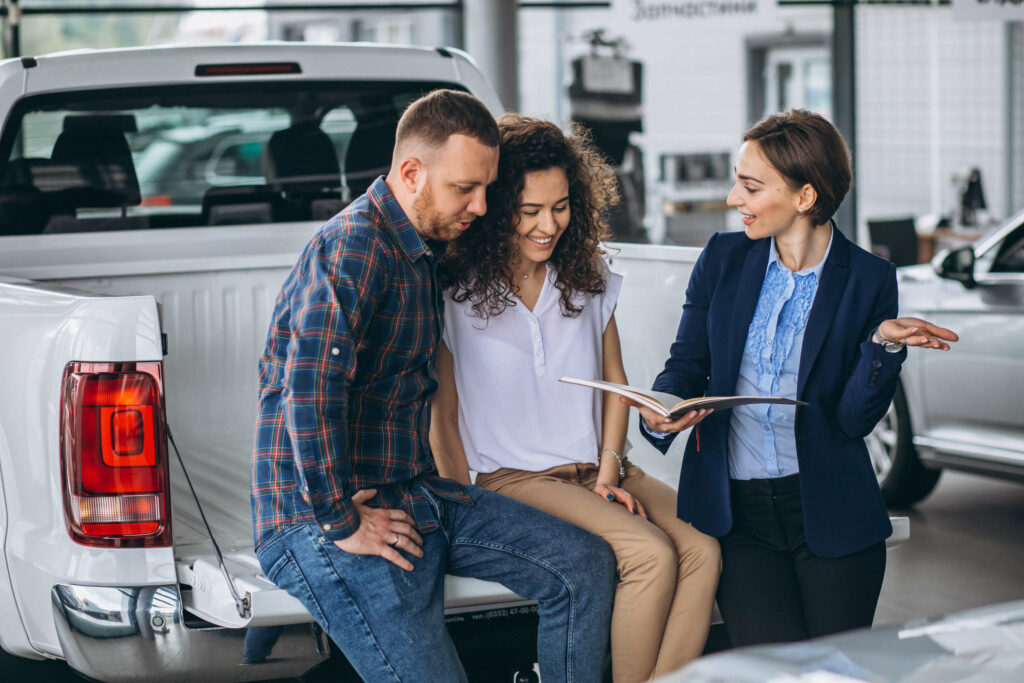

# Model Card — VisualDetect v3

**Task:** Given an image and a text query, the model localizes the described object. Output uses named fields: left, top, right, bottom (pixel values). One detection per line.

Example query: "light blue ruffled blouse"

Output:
left=727, top=229, right=833, bottom=480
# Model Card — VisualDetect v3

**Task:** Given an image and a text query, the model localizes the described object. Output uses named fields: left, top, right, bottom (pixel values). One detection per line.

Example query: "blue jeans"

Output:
left=256, top=483, right=615, bottom=682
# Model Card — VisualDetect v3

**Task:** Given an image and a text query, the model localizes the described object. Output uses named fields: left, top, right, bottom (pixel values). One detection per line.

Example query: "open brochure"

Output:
left=559, top=377, right=807, bottom=419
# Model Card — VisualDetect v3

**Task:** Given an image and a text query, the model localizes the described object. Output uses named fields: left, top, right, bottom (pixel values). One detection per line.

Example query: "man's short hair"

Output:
left=394, top=89, right=500, bottom=156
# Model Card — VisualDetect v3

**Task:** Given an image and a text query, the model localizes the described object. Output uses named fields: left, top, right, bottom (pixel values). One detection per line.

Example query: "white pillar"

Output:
left=464, top=0, right=519, bottom=111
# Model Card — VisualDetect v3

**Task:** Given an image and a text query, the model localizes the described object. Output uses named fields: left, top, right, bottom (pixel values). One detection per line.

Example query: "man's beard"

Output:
left=413, top=183, right=465, bottom=242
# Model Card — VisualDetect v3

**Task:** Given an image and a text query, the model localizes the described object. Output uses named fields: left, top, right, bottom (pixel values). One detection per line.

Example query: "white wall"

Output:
left=516, top=5, right=1020, bottom=243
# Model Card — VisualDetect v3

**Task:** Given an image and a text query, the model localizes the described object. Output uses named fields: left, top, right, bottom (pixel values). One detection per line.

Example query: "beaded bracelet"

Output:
left=601, top=447, right=626, bottom=480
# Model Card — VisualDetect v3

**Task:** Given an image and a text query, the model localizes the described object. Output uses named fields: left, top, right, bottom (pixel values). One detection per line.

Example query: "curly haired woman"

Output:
left=430, top=114, right=721, bottom=682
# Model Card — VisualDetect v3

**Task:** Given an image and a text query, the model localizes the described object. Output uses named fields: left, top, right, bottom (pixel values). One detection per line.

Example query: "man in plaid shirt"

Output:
left=251, top=90, right=614, bottom=681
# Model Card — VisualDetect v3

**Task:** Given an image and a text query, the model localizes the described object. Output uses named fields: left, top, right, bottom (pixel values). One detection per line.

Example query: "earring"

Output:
left=797, top=208, right=805, bottom=214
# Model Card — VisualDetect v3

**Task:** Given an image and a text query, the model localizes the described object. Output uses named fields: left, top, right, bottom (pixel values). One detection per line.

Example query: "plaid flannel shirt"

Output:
left=251, top=177, right=471, bottom=547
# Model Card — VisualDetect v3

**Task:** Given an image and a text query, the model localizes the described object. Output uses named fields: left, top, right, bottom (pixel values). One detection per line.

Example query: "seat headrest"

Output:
left=47, top=123, right=141, bottom=208
left=264, top=122, right=341, bottom=188
left=344, top=119, right=396, bottom=199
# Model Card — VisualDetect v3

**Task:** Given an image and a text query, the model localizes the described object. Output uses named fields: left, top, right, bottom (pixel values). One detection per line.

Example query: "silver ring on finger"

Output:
left=390, top=534, right=399, bottom=545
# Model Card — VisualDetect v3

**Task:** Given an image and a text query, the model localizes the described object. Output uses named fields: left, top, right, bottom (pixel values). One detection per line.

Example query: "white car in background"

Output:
left=867, top=209, right=1024, bottom=507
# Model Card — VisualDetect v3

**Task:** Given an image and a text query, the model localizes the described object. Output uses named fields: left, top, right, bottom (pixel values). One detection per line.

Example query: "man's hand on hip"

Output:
left=332, top=489, right=424, bottom=571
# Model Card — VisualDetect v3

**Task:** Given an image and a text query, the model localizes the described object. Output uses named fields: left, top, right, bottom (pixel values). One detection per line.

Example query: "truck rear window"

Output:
left=0, top=80, right=461, bottom=236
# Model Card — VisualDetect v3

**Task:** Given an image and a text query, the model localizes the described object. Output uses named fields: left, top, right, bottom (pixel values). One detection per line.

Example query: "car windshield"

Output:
left=0, top=80, right=459, bottom=236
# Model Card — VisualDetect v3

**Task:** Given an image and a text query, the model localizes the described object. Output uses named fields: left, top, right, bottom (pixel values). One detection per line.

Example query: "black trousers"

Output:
left=716, top=474, right=886, bottom=647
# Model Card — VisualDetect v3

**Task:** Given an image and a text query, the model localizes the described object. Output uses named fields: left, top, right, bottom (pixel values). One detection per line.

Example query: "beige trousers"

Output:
left=476, top=461, right=721, bottom=683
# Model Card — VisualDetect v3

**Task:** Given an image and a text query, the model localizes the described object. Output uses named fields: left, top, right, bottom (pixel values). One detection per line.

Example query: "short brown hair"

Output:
left=394, top=89, right=499, bottom=154
left=743, top=109, right=852, bottom=227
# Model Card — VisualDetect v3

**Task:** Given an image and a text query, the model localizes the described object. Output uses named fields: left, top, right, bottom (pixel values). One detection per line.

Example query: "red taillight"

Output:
left=140, top=195, right=172, bottom=207
left=60, top=362, right=171, bottom=548
left=195, top=62, right=301, bottom=77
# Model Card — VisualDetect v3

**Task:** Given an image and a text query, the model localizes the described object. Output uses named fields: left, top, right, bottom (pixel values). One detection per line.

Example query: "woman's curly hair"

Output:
left=438, top=114, right=620, bottom=319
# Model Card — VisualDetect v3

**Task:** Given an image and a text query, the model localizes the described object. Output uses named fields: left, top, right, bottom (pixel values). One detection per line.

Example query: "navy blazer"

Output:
left=643, top=228, right=902, bottom=558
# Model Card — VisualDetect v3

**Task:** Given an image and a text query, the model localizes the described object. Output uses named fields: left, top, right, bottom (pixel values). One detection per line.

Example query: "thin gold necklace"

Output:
left=521, top=263, right=544, bottom=280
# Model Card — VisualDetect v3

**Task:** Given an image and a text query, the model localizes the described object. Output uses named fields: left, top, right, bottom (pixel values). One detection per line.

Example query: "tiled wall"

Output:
left=858, top=7, right=1009, bottom=228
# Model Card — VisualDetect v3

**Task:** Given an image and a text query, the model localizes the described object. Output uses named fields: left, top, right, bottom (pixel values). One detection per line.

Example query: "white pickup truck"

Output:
left=0, top=42, right=908, bottom=682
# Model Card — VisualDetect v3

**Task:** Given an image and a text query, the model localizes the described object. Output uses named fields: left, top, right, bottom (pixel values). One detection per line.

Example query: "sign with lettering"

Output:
left=612, top=0, right=776, bottom=25
left=952, top=0, right=1024, bottom=20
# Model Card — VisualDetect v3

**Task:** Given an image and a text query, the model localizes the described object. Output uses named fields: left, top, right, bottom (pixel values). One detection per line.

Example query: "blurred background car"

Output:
left=867, top=209, right=1024, bottom=507
left=134, top=111, right=356, bottom=211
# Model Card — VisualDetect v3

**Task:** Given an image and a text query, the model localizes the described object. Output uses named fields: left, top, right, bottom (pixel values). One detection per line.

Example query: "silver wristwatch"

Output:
left=872, top=327, right=905, bottom=353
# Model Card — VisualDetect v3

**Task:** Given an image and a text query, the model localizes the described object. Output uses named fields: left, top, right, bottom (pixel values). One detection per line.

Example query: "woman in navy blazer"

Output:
left=634, top=110, right=957, bottom=647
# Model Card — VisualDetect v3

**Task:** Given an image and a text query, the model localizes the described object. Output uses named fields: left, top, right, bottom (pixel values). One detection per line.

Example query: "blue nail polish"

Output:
left=632, top=508, right=637, bottom=515
left=606, top=493, right=614, bottom=501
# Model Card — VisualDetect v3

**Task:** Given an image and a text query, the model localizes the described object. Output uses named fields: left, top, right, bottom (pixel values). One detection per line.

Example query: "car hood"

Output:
left=664, top=600, right=1024, bottom=682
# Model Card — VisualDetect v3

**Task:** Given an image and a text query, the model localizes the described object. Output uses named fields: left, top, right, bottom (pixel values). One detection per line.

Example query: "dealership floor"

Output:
left=875, top=470, right=1024, bottom=627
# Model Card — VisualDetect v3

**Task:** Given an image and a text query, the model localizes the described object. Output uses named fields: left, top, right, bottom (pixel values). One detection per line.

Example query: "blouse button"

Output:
left=331, top=347, right=340, bottom=356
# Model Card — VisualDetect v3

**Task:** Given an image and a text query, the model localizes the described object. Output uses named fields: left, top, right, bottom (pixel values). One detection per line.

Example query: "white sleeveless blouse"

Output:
left=442, top=264, right=623, bottom=473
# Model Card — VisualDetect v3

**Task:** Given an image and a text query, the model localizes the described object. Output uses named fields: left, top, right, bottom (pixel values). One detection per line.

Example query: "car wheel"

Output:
left=866, top=382, right=941, bottom=508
